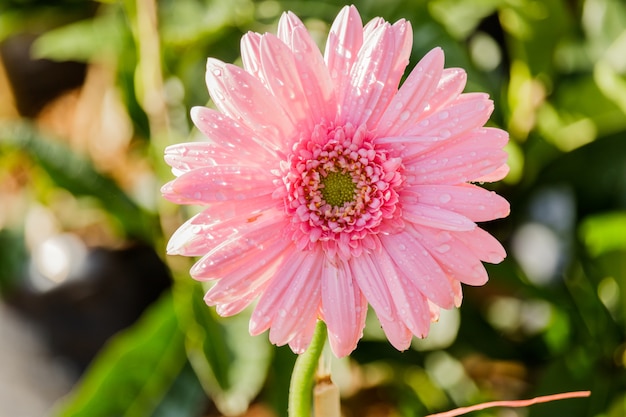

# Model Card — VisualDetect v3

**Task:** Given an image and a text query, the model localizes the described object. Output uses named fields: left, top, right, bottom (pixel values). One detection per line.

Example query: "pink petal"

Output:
left=288, top=316, right=320, bottom=354
left=190, top=105, right=279, bottom=163
left=474, top=163, right=510, bottom=182
left=373, top=247, right=431, bottom=338
left=199, top=237, right=288, bottom=300
left=409, top=225, right=490, bottom=286
left=324, top=5, right=363, bottom=111
left=321, top=257, right=367, bottom=357
left=378, top=312, right=413, bottom=351
left=339, top=20, right=412, bottom=127
left=404, top=93, right=494, bottom=140
left=205, top=266, right=274, bottom=314
left=283, top=19, right=337, bottom=124
left=166, top=197, right=277, bottom=256
left=189, top=213, right=288, bottom=279
left=374, top=47, right=444, bottom=137
left=240, top=31, right=263, bottom=80
left=402, top=142, right=508, bottom=186
left=161, top=165, right=275, bottom=205
left=455, top=227, right=507, bottom=264
left=403, top=184, right=510, bottom=222
left=401, top=199, right=477, bottom=231
left=250, top=249, right=323, bottom=345
left=277, top=11, right=302, bottom=43
left=420, top=67, right=468, bottom=119
left=349, top=251, right=395, bottom=321
left=379, top=232, right=457, bottom=309
left=205, top=59, right=295, bottom=150
left=259, top=34, right=312, bottom=131
left=215, top=297, right=261, bottom=317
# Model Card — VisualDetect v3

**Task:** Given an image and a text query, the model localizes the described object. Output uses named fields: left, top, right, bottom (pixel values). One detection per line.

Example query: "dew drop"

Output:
left=439, top=193, right=451, bottom=203
left=279, top=309, right=287, bottom=317
left=436, top=244, right=450, bottom=254
left=438, top=110, right=449, bottom=120
left=193, top=191, right=202, bottom=200
left=212, top=68, right=222, bottom=77
left=400, top=110, right=410, bottom=121
left=439, top=129, right=451, bottom=138
left=398, top=243, right=406, bottom=251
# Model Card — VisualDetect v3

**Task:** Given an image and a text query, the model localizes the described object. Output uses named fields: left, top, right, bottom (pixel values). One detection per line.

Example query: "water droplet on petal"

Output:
left=400, top=111, right=410, bottom=121
left=436, top=244, right=450, bottom=254
left=439, top=193, right=451, bottom=204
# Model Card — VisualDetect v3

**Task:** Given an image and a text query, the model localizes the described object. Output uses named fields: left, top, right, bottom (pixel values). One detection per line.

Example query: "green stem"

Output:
left=288, top=321, right=328, bottom=417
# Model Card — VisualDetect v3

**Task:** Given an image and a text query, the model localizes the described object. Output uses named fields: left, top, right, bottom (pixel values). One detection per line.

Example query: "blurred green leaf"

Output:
left=0, top=228, right=27, bottom=294
left=174, top=281, right=272, bottom=416
left=31, top=11, right=125, bottom=62
left=0, top=122, right=158, bottom=242
left=580, top=212, right=626, bottom=257
left=500, top=0, right=573, bottom=78
left=54, top=291, right=203, bottom=417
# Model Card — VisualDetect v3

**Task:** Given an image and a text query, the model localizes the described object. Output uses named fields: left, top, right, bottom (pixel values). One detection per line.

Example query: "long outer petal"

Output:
left=189, top=214, right=288, bottom=279
left=190, top=106, right=279, bottom=163
left=166, top=197, right=277, bottom=256
left=205, top=59, right=295, bottom=151
left=161, top=165, right=275, bottom=205
left=401, top=200, right=477, bottom=231
left=324, top=5, right=363, bottom=115
left=455, top=227, right=507, bottom=264
left=374, top=247, right=431, bottom=338
left=250, top=249, right=322, bottom=343
left=379, top=232, right=457, bottom=309
left=259, top=33, right=312, bottom=131
left=321, top=257, right=367, bottom=357
left=374, top=47, right=444, bottom=137
left=279, top=13, right=337, bottom=124
left=339, top=20, right=412, bottom=127
left=403, top=184, right=510, bottom=222
left=409, top=225, right=490, bottom=286
left=349, top=251, right=395, bottom=321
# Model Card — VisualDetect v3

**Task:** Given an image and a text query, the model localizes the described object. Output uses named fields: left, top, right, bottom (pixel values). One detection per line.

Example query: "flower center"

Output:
left=320, top=171, right=355, bottom=207
left=280, top=123, right=404, bottom=258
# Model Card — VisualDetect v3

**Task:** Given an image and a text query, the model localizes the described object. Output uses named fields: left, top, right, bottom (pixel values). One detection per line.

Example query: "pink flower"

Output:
left=162, top=5, right=510, bottom=357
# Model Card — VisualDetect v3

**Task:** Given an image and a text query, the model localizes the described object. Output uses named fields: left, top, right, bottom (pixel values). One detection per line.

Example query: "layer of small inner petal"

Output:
left=282, top=123, right=403, bottom=255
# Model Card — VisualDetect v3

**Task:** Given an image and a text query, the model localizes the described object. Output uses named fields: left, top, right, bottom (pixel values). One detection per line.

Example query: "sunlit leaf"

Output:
left=580, top=212, right=626, bottom=257
left=31, top=11, right=126, bottom=62
left=54, top=291, right=203, bottom=417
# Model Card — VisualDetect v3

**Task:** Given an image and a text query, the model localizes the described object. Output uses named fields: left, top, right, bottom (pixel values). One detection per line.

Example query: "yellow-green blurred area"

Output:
left=0, top=0, right=625, bottom=416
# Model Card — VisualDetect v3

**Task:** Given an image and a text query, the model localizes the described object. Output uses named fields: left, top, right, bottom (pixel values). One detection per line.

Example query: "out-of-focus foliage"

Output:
left=1, top=0, right=625, bottom=416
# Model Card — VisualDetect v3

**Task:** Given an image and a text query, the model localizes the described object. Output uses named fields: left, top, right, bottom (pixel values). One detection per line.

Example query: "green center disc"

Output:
left=320, top=171, right=355, bottom=207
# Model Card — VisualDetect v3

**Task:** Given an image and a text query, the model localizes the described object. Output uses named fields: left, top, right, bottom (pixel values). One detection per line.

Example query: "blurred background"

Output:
left=0, top=0, right=625, bottom=416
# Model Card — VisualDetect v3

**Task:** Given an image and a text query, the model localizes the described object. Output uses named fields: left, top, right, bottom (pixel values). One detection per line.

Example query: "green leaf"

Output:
left=54, top=291, right=201, bottom=417
left=0, top=122, right=157, bottom=242
left=174, top=281, right=272, bottom=416
left=31, top=11, right=126, bottom=62
left=580, top=212, right=626, bottom=257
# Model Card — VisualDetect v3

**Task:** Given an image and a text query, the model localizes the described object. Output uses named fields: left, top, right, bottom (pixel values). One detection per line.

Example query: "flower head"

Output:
left=162, top=6, right=510, bottom=357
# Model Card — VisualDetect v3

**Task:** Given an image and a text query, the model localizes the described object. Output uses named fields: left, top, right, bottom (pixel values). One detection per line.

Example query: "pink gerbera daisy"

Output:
left=162, top=5, right=510, bottom=357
